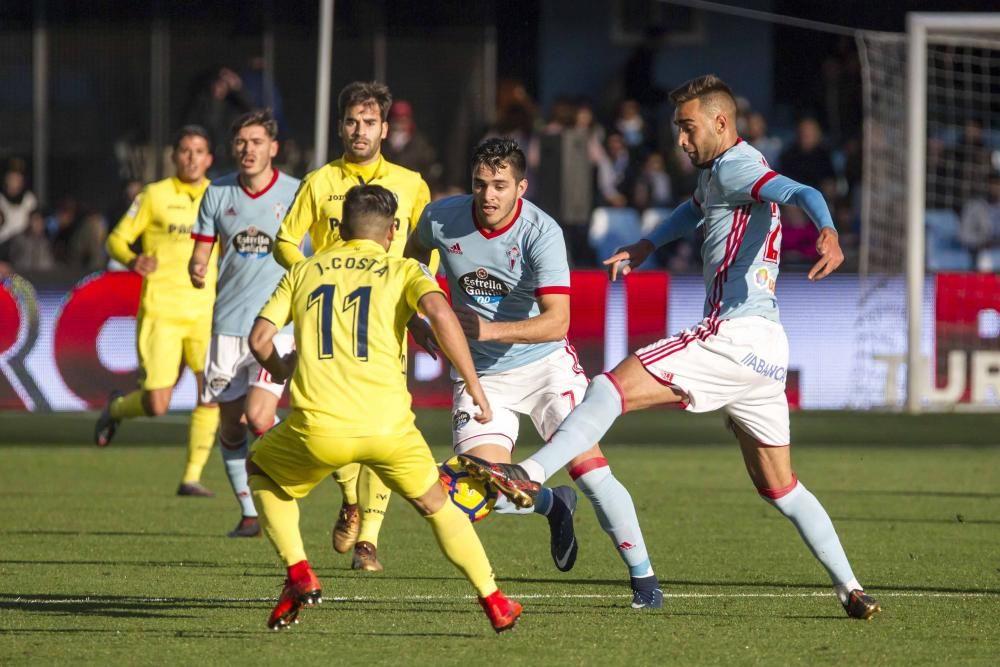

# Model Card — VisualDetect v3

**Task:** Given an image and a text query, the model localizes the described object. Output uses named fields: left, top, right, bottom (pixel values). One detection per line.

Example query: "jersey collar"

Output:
left=473, top=198, right=523, bottom=239
left=339, top=155, right=386, bottom=185
left=239, top=168, right=280, bottom=200
left=172, top=177, right=209, bottom=198
left=343, top=238, right=388, bottom=254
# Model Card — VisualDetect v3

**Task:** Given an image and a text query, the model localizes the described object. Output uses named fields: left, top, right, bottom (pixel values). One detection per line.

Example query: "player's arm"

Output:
left=409, top=179, right=440, bottom=274
left=188, top=239, right=215, bottom=289
left=273, top=180, right=314, bottom=268
left=419, top=291, right=491, bottom=424
left=456, top=292, right=569, bottom=344
left=248, top=317, right=295, bottom=383
left=107, top=188, right=157, bottom=276
left=250, top=272, right=296, bottom=382
left=604, top=199, right=702, bottom=281
left=756, top=175, right=843, bottom=280
left=403, top=213, right=440, bottom=356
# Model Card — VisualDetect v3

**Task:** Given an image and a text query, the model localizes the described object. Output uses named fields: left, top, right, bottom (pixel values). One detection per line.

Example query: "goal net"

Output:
left=855, top=17, right=1000, bottom=410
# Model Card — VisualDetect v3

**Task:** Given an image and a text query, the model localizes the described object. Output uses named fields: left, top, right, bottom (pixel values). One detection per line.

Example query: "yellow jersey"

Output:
left=274, top=155, right=433, bottom=269
left=106, top=176, right=218, bottom=319
left=259, top=238, right=443, bottom=436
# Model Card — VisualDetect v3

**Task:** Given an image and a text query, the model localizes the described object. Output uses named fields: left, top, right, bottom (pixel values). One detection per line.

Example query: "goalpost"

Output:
left=857, top=13, right=1000, bottom=413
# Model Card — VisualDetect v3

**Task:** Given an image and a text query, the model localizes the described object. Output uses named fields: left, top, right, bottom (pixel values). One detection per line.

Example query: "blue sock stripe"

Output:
left=533, top=487, right=554, bottom=515
left=628, top=559, right=652, bottom=577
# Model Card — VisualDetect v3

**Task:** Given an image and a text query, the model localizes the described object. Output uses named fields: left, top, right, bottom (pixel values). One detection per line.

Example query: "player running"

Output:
left=95, top=126, right=221, bottom=498
left=274, top=81, right=435, bottom=571
left=461, top=75, right=881, bottom=620
left=188, top=109, right=300, bottom=537
left=246, top=184, right=521, bottom=632
left=405, top=138, right=662, bottom=608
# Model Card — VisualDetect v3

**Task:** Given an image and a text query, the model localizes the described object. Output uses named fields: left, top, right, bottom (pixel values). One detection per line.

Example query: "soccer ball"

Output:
left=439, top=456, right=497, bottom=523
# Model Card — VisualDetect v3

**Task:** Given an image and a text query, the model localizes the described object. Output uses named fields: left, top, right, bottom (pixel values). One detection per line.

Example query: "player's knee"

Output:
left=145, top=393, right=170, bottom=417
left=245, top=408, right=275, bottom=436
left=409, top=480, right=447, bottom=516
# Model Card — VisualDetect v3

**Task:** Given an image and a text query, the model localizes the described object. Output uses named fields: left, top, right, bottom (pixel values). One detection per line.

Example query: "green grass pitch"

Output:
left=1, top=409, right=998, bottom=665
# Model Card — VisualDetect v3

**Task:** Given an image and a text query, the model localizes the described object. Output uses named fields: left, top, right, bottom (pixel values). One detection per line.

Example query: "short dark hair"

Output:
left=231, top=109, right=278, bottom=139
left=173, top=124, right=211, bottom=151
left=669, top=74, right=737, bottom=116
left=341, top=184, right=398, bottom=240
left=338, top=81, right=393, bottom=121
left=472, top=137, right=526, bottom=180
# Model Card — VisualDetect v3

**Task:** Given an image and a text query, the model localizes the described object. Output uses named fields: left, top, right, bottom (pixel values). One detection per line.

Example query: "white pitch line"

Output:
left=5, top=591, right=997, bottom=605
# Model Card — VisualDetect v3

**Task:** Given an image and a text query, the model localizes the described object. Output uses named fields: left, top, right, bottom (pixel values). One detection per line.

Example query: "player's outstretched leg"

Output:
left=459, top=454, right=540, bottom=508
left=350, top=466, right=391, bottom=571
left=178, top=404, right=219, bottom=496
left=249, top=468, right=323, bottom=630
left=569, top=452, right=662, bottom=609
left=221, top=436, right=259, bottom=537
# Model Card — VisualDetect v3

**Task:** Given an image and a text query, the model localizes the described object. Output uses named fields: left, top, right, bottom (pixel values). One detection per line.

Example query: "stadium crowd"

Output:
left=2, top=64, right=998, bottom=277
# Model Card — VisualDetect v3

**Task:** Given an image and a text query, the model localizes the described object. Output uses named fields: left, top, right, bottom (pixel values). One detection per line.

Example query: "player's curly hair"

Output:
left=669, top=74, right=737, bottom=115
left=342, top=184, right=399, bottom=239
left=231, top=109, right=278, bottom=139
left=338, top=81, right=393, bottom=121
left=472, top=137, right=526, bottom=180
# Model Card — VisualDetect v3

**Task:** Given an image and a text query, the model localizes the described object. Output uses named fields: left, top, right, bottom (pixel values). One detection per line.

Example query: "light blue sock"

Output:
left=574, top=461, right=653, bottom=577
left=493, top=487, right=553, bottom=515
left=763, top=481, right=855, bottom=586
left=221, top=438, right=256, bottom=518
left=525, top=374, right=623, bottom=482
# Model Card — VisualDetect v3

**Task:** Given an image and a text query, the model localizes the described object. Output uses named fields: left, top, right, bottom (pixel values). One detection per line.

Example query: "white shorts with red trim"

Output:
left=452, top=344, right=589, bottom=454
left=201, top=333, right=293, bottom=404
left=635, top=316, right=790, bottom=446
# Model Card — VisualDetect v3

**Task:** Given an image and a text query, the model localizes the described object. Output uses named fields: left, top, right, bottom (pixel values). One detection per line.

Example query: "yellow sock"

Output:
left=249, top=474, right=307, bottom=566
left=356, top=466, right=391, bottom=547
left=425, top=501, right=497, bottom=598
left=181, top=405, right=219, bottom=483
left=333, top=462, right=361, bottom=505
left=110, top=390, right=147, bottom=420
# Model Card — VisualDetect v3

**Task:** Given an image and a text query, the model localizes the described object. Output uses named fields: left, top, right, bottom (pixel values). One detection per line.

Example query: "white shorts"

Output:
left=201, top=333, right=294, bottom=404
left=635, top=316, right=790, bottom=446
left=452, top=345, right=589, bottom=454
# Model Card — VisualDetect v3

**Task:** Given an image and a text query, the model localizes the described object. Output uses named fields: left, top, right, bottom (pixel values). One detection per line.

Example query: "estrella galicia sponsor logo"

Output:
left=741, top=352, right=786, bottom=382
left=232, top=226, right=274, bottom=258
left=453, top=410, right=471, bottom=430
left=459, top=268, right=510, bottom=305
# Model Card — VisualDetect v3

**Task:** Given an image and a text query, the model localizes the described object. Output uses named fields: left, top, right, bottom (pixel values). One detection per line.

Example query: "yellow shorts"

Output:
left=136, top=312, right=211, bottom=390
left=249, top=412, right=440, bottom=500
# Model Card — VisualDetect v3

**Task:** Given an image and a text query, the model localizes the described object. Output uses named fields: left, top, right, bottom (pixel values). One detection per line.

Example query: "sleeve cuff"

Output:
left=191, top=233, right=216, bottom=243
left=535, top=286, right=571, bottom=296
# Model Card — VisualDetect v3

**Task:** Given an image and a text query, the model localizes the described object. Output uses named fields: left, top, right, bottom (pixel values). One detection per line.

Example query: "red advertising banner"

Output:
left=934, top=273, right=1000, bottom=403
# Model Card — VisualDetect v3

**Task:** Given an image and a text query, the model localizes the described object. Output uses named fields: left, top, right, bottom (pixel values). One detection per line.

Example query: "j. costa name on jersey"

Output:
left=459, top=268, right=510, bottom=305
left=232, top=227, right=274, bottom=258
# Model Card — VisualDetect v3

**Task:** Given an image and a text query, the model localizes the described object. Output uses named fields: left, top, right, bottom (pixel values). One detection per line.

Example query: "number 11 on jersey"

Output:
left=307, top=285, right=372, bottom=361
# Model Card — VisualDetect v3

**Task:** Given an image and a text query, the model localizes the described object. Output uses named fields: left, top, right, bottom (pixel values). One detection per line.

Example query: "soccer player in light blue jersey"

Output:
left=188, top=109, right=301, bottom=537
left=461, top=76, right=881, bottom=620
left=405, top=138, right=662, bottom=608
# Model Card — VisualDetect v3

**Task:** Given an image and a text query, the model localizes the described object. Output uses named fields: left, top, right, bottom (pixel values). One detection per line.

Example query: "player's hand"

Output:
left=455, top=305, right=489, bottom=341
left=603, top=239, right=655, bottom=281
left=407, top=314, right=439, bottom=360
left=467, top=384, right=493, bottom=424
left=280, top=350, right=298, bottom=380
left=808, top=228, right=844, bottom=281
left=130, top=254, right=157, bottom=276
left=188, top=261, right=208, bottom=288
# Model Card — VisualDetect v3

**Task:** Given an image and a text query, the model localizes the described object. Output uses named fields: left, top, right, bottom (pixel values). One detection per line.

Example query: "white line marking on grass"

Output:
left=6, top=591, right=997, bottom=605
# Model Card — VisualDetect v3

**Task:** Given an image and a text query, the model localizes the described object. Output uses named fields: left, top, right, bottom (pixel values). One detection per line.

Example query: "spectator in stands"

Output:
left=596, top=132, right=633, bottom=208
left=483, top=94, right=540, bottom=198
left=45, top=198, right=80, bottom=263
left=745, top=111, right=782, bottom=168
left=0, top=160, right=38, bottom=253
left=665, top=142, right=698, bottom=204
left=10, top=210, right=55, bottom=273
left=614, top=99, right=650, bottom=152
left=959, top=172, right=1000, bottom=270
left=183, top=66, right=254, bottom=175
left=779, top=117, right=837, bottom=202
left=942, top=119, right=994, bottom=212
left=779, top=204, right=820, bottom=269
left=631, top=151, right=672, bottom=211
left=69, top=210, right=109, bottom=272
left=382, top=100, right=442, bottom=187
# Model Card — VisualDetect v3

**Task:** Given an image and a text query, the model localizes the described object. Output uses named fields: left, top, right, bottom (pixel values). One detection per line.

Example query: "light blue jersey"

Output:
left=416, top=195, right=570, bottom=374
left=692, top=139, right=783, bottom=322
left=194, top=170, right=301, bottom=336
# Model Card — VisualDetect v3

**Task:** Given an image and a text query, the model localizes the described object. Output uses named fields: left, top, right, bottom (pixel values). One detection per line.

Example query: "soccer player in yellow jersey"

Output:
left=95, top=125, right=222, bottom=497
left=274, top=81, right=436, bottom=570
left=247, top=184, right=521, bottom=633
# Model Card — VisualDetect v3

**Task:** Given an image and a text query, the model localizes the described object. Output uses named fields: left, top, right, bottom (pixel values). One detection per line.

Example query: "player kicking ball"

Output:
left=462, top=75, right=880, bottom=620
left=405, top=138, right=662, bottom=608
left=246, top=184, right=521, bottom=632
left=188, top=109, right=301, bottom=537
